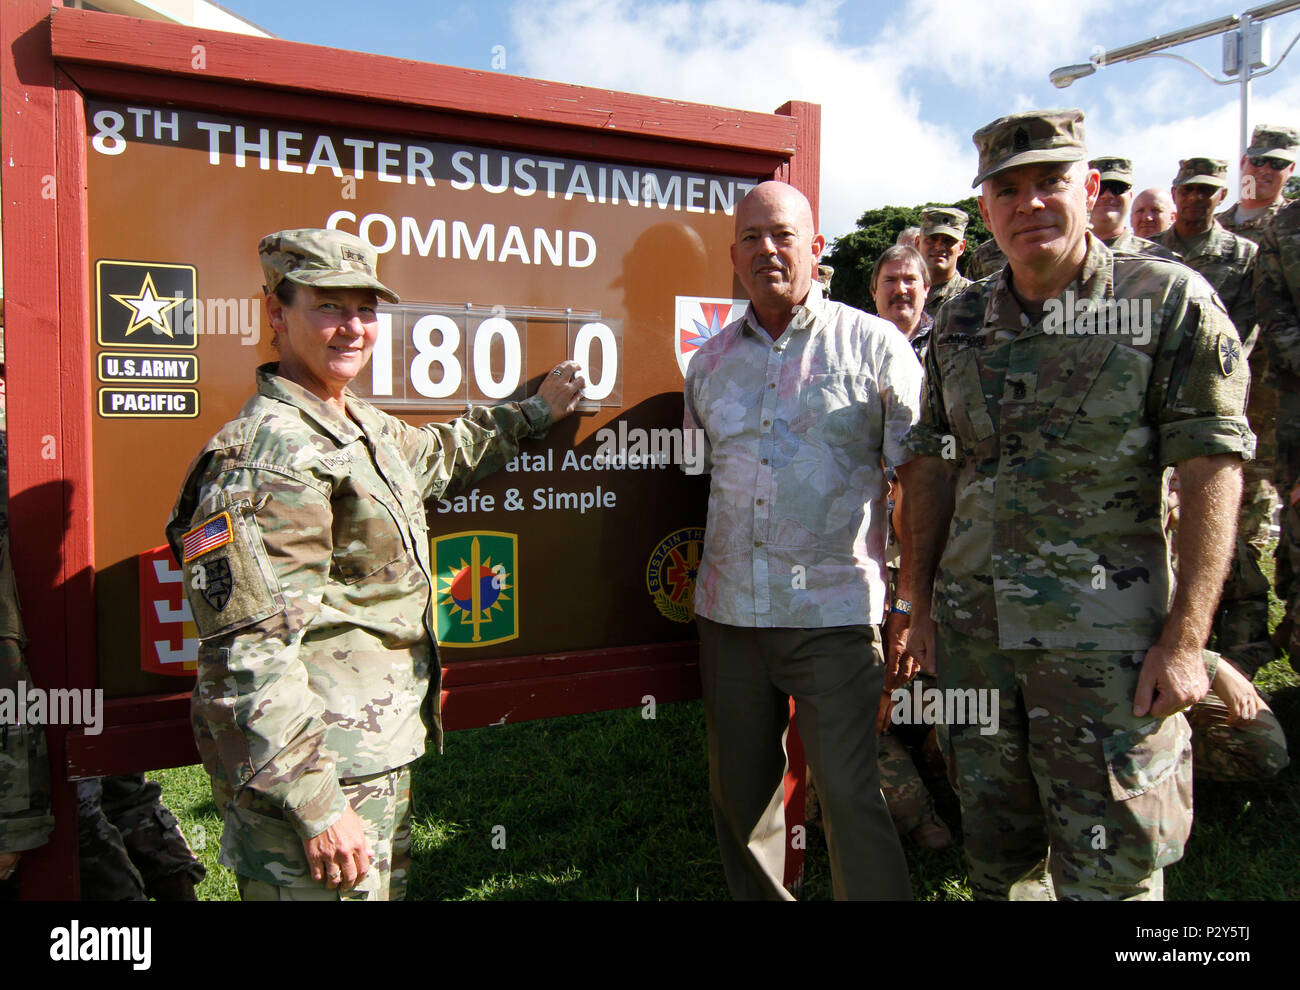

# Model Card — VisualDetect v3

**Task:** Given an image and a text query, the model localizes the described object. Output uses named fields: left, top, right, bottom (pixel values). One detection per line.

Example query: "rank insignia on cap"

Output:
left=1219, top=334, right=1241, bottom=376
left=1013, top=127, right=1029, bottom=151
left=199, top=555, right=234, bottom=611
left=182, top=512, right=232, bottom=562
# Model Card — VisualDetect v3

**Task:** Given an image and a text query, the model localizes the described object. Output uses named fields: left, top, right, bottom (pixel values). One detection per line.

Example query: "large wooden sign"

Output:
left=1, top=1, right=818, bottom=898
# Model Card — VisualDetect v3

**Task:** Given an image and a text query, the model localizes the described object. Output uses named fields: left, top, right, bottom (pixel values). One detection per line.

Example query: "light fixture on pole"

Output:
left=1049, top=1, right=1300, bottom=161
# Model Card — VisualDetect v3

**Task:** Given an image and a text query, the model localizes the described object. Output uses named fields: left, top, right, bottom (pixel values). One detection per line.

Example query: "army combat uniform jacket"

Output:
left=1104, top=231, right=1180, bottom=262
left=166, top=365, right=551, bottom=862
left=1160, top=222, right=1257, bottom=349
left=1218, top=200, right=1287, bottom=241
left=906, top=234, right=1253, bottom=650
left=1256, top=199, right=1300, bottom=390
left=924, top=274, right=971, bottom=321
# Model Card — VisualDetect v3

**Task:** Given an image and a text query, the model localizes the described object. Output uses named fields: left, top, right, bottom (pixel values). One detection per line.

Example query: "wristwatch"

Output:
left=890, top=598, right=912, bottom=616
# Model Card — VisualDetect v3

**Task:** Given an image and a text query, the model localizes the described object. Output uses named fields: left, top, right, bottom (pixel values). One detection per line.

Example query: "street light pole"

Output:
left=1050, top=1, right=1300, bottom=161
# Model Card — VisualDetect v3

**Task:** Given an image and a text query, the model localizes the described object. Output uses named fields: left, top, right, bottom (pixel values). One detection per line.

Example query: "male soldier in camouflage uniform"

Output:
left=1160, top=158, right=1275, bottom=679
left=77, top=773, right=205, bottom=900
left=921, top=208, right=971, bottom=320
left=898, top=109, right=1252, bottom=900
left=0, top=344, right=55, bottom=898
left=1257, top=196, right=1300, bottom=670
left=964, top=236, right=1006, bottom=281
left=1132, top=188, right=1177, bottom=240
left=1218, top=124, right=1297, bottom=240
left=1088, top=157, right=1178, bottom=259
left=167, top=229, right=583, bottom=900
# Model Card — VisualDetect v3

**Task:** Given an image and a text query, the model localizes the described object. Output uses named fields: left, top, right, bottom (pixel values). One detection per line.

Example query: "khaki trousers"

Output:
left=696, top=618, right=911, bottom=901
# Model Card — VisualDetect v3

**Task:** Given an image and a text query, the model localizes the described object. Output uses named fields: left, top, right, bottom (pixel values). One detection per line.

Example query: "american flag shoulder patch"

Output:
left=182, top=512, right=233, bottom=562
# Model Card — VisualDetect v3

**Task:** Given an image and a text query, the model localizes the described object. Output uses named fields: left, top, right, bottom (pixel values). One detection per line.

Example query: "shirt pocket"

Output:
left=330, top=479, right=407, bottom=584
left=939, top=350, right=995, bottom=450
left=800, top=373, right=868, bottom=448
left=1041, top=338, right=1150, bottom=446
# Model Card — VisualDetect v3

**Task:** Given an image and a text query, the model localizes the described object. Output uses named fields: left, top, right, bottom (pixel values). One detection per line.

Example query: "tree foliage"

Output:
left=821, top=196, right=992, bottom=313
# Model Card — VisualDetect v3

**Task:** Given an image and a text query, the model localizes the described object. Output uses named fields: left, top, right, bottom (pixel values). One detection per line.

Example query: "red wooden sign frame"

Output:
left=1, top=0, right=820, bottom=898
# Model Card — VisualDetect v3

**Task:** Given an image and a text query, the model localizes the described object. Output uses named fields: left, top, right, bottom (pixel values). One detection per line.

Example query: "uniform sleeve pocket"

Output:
left=1103, top=713, right=1192, bottom=801
left=180, top=494, right=285, bottom=639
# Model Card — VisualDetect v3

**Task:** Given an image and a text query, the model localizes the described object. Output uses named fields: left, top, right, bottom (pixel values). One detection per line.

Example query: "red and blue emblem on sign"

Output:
left=674, top=296, right=746, bottom=376
left=646, top=526, right=705, bottom=624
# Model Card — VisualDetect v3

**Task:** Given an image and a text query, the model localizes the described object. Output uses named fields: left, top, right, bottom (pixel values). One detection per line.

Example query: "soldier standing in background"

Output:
left=0, top=332, right=55, bottom=899
left=77, top=773, right=206, bottom=900
left=963, top=235, right=1006, bottom=281
left=920, top=208, right=971, bottom=320
left=1218, top=125, right=1297, bottom=239
left=1257, top=197, right=1300, bottom=671
left=900, top=109, right=1252, bottom=900
left=1088, top=157, right=1177, bottom=259
left=1160, top=158, right=1276, bottom=680
left=1132, top=188, right=1178, bottom=240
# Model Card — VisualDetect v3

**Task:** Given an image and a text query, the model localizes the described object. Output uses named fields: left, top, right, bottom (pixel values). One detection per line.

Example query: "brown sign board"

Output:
left=1, top=2, right=819, bottom=897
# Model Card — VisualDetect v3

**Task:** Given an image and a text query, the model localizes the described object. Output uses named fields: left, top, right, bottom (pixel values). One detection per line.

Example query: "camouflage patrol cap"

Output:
left=1246, top=124, right=1299, bottom=164
left=817, top=264, right=834, bottom=290
left=920, top=207, right=969, bottom=240
left=258, top=228, right=399, bottom=303
left=1173, top=157, right=1229, bottom=188
left=1089, top=156, right=1133, bottom=185
left=971, top=109, right=1086, bottom=187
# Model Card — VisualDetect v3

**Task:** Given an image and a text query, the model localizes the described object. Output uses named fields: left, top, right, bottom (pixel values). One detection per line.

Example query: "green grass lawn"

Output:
left=154, top=540, right=1300, bottom=901
left=155, top=655, right=1298, bottom=901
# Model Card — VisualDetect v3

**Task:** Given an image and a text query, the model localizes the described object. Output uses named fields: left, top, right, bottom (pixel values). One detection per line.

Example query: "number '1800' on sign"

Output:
left=355, top=301, right=622, bottom=412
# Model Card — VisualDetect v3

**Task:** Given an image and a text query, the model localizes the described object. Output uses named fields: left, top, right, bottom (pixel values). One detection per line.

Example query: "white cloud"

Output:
left=510, top=0, right=976, bottom=239
left=507, top=0, right=1300, bottom=241
left=877, top=0, right=1123, bottom=90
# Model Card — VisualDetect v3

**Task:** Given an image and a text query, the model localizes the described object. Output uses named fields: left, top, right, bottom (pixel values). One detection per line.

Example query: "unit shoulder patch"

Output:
left=180, top=499, right=284, bottom=639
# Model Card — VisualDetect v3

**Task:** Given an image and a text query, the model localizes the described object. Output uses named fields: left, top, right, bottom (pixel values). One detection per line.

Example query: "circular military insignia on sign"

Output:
left=646, top=527, right=705, bottom=624
left=1218, top=333, right=1241, bottom=376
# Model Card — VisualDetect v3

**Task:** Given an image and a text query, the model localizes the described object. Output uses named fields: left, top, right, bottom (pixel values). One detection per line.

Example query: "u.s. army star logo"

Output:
left=1218, top=334, right=1242, bottom=376
left=200, top=556, right=234, bottom=611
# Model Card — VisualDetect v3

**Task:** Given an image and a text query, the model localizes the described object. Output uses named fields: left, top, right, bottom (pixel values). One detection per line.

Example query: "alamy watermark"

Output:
left=593, top=422, right=706, bottom=475
left=1, top=681, right=103, bottom=735
left=1044, top=289, right=1152, bottom=346
left=888, top=680, right=999, bottom=736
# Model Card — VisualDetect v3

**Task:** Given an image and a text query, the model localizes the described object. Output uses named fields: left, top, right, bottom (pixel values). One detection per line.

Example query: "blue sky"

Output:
left=216, top=0, right=1300, bottom=241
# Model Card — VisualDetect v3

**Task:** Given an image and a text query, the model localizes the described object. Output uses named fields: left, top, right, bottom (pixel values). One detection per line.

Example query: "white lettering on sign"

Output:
left=89, top=104, right=755, bottom=216
left=326, top=211, right=595, bottom=269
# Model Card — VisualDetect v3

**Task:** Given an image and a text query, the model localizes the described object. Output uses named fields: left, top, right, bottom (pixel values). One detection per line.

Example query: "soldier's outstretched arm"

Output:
left=388, top=361, right=585, bottom=499
left=1134, top=453, right=1240, bottom=717
left=897, top=455, right=957, bottom=676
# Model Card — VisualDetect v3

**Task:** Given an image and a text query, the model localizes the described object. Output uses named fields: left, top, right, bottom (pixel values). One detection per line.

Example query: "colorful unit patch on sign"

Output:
left=673, top=296, right=746, bottom=376
left=646, top=526, right=705, bottom=624
left=433, top=531, right=519, bottom=648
